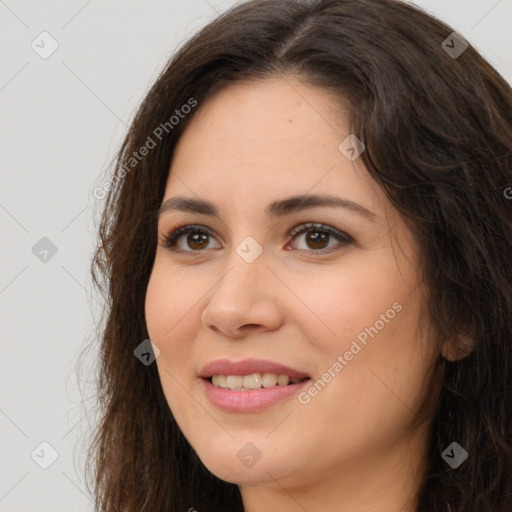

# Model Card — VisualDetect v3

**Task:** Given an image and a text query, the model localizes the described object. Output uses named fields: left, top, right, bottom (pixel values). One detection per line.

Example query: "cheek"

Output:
left=290, top=262, right=408, bottom=354
left=146, top=259, right=189, bottom=335
left=294, top=260, right=429, bottom=405
left=145, top=270, right=197, bottom=422
left=144, top=264, right=196, bottom=364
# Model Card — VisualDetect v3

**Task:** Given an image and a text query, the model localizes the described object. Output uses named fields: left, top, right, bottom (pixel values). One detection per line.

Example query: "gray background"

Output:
left=1, top=0, right=510, bottom=510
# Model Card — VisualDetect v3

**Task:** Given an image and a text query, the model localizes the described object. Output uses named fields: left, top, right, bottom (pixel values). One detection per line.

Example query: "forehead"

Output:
left=164, top=77, right=388, bottom=219
left=174, top=77, right=349, bottom=160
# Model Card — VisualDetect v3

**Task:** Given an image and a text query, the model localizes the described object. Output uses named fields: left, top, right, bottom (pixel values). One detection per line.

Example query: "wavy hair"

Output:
left=82, top=0, right=512, bottom=510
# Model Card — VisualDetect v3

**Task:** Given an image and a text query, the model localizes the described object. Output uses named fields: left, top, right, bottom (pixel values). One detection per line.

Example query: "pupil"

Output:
left=188, top=232, right=207, bottom=249
left=308, top=231, right=328, bottom=249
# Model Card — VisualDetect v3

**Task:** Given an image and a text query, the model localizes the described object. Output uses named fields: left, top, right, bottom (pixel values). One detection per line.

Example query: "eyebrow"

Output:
left=157, top=194, right=377, bottom=222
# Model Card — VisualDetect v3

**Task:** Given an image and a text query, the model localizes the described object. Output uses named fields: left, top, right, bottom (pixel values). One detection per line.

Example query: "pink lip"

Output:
left=199, top=358, right=312, bottom=412
left=201, top=378, right=311, bottom=413
left=199, top=358, right=310, bottom=380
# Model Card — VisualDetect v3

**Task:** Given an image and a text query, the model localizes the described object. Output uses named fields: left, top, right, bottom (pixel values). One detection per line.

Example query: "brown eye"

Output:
left=160, top=225, right=220, bottom=253
left=288, top=223, right=353, bottom=254
left=186, top=232, right=209, bottom=250
left=160, top=222, right=352, bottom=256
left=304, top=230, right=329, bottom=250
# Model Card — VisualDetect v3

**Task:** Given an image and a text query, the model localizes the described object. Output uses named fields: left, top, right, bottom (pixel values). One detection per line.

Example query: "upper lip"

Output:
left=199, top=358, right=310, bottom=379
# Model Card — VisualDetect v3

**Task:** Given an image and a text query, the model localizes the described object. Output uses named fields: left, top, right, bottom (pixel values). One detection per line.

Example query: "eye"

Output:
left=159, top=224, right=220, bottom=253
left=159, top=222, right=353, bottom=255
left=286, top=222, right=353, bottom=254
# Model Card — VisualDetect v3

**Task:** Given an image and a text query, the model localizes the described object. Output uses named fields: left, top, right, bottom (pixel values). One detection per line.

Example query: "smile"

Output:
left=199, top=358, right=312, bottom=412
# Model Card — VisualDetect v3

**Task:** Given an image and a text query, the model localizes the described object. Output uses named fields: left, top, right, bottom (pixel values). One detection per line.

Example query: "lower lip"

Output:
left=201, top=378, right=311, bottom=412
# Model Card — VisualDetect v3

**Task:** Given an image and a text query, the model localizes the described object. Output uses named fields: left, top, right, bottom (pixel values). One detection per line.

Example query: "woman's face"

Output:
left=145, top=77, right=439, bottom=500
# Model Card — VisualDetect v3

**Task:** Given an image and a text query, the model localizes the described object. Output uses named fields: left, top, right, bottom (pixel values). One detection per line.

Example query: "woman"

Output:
left=84, top=0, right=512, bottom=510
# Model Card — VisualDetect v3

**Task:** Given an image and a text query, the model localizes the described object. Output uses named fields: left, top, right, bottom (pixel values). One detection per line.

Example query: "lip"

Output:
left=199, top=358, right=310, bottom=380
left=199, top=358, right=312, bottom=413
left=201, top=377, right=311, bottom=412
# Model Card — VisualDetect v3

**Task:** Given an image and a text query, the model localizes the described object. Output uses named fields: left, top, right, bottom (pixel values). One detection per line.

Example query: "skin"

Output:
left=145, top=76, right=444, bottom=512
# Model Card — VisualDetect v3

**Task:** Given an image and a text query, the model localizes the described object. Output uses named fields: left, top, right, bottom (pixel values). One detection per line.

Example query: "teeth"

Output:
left=262, top=373, right=279, bottom=388
left=226, top=375, right=243, bottom=389
left=212, top=375, right=227, bottom=388
left=243, top=373, right=262, bottom=389
left=211, top=373, right=306, bottom=390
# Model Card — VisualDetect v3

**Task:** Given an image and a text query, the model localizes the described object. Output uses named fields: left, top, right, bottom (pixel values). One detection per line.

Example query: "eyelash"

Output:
left=158, top=222, right=353, bottom=256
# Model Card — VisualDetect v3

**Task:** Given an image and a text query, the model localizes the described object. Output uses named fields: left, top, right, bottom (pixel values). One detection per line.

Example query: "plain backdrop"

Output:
left=1, top=0, right=511, bottom=510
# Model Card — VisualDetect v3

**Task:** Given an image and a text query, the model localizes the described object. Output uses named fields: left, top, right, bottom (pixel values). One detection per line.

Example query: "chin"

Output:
left=192, top=438, right=296, bottom=485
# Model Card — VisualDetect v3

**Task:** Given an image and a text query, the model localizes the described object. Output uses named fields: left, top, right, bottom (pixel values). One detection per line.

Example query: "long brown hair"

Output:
left=82, top=0, right=512, bottom=510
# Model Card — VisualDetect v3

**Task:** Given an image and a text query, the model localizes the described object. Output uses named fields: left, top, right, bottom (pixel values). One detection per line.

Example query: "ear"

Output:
left=441, top=333, right=476, bottom=362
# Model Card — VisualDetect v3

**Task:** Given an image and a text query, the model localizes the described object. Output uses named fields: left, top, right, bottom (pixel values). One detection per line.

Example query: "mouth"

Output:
left=198, top=358, right=312, bottom=412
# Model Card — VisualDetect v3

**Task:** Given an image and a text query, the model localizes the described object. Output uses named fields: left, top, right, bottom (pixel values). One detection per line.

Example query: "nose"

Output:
left=200, top=249, right=284, bottom=339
